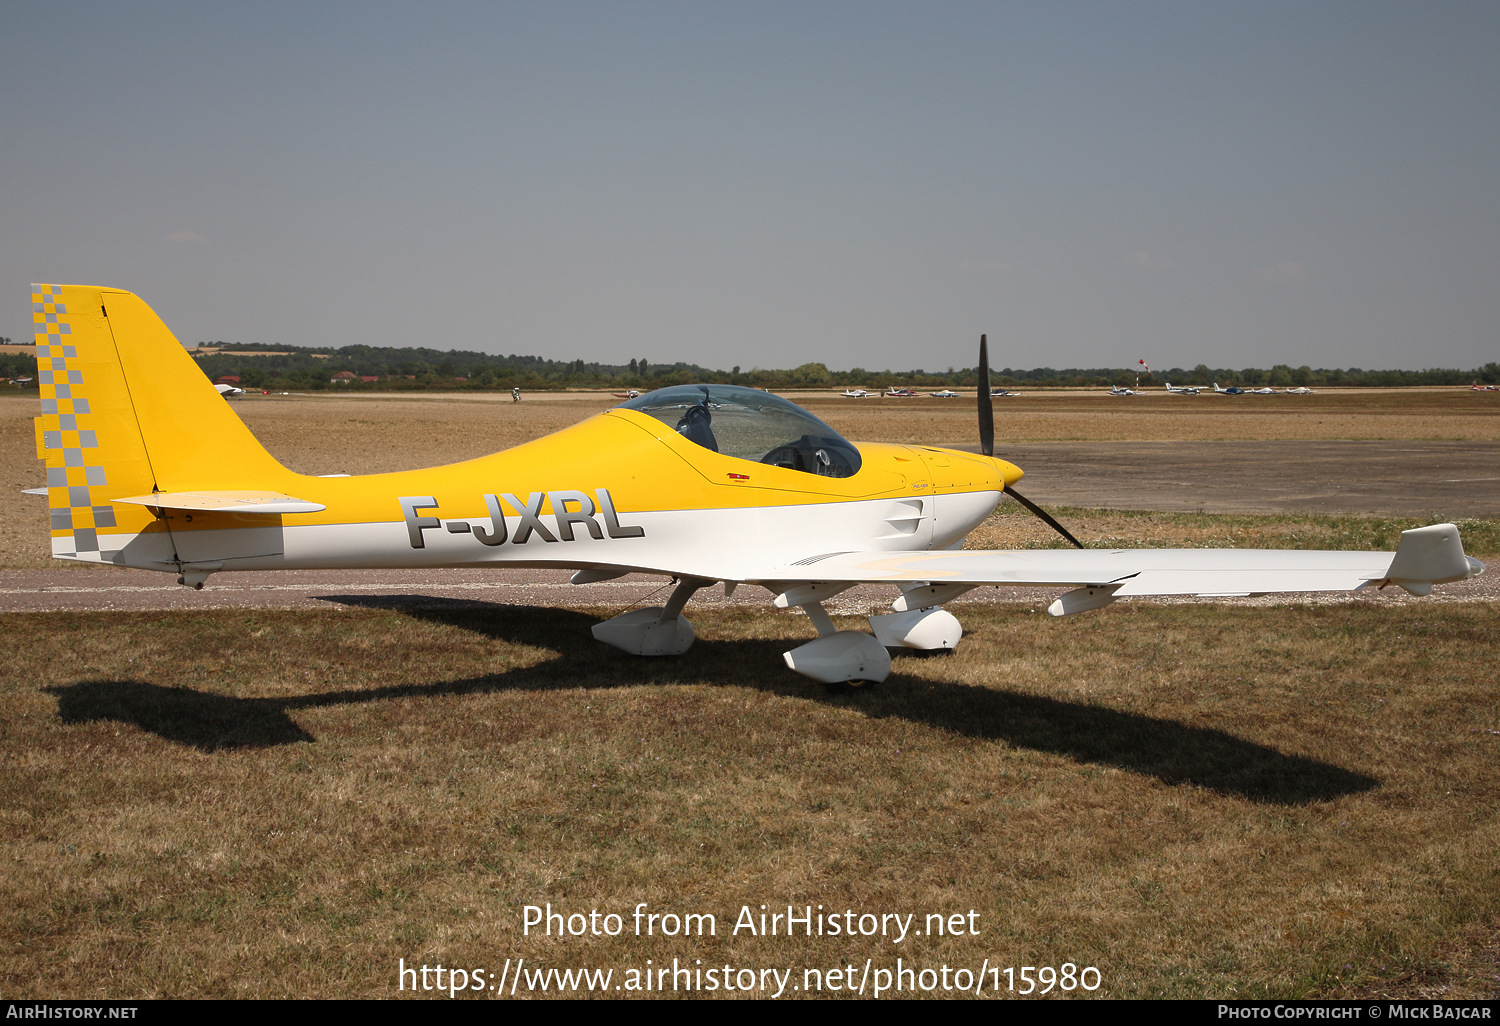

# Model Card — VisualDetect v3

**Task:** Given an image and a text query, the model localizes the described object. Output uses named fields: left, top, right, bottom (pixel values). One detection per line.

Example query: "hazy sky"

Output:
left=4, top=1, right=1497, bottom=371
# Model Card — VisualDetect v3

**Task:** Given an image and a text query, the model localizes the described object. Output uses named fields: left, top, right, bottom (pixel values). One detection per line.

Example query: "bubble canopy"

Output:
left=616, top=385, right=862, bottom=478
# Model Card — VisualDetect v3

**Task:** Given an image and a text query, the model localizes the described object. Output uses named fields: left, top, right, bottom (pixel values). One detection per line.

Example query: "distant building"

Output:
left=331, top=371, right=356, bottom=384
left=360, top=375, right=379, bottom=383
left=215, top=375, right=241, bottom=385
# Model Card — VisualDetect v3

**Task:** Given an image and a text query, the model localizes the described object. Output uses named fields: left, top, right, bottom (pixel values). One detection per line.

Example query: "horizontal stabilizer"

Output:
left=113, top=490, right=326, bottom=515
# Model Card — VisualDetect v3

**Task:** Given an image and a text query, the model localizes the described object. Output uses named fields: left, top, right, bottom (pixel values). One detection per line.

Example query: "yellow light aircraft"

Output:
left=32, top=284, right=1484, bottom=685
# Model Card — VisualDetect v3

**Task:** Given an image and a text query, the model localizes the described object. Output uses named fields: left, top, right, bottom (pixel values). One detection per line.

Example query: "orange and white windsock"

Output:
left=1138, top=359, right=1152, bottom=377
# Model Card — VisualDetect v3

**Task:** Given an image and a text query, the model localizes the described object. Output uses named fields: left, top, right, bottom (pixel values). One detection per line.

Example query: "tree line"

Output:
left=2, top=343, right=1496, bottom=391
left=0, top=352, right=38, bottom=382
left=189, top=342, right=1500, bottom=391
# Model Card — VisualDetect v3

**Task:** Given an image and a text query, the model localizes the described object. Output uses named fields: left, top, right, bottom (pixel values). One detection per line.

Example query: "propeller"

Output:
left=1003, top=487, right=1085, bottom=550
left=976, top=333, right=1084, bottom=549
left=978, top=334, right=993, bottom=458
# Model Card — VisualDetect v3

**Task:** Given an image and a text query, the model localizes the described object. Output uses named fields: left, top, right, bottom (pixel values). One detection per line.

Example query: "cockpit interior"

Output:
left=617, top=385, right=863, bottom=478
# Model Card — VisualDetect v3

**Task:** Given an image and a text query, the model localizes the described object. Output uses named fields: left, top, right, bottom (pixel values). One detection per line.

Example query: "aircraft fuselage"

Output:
left=83, top=410, right=1018, bottom=583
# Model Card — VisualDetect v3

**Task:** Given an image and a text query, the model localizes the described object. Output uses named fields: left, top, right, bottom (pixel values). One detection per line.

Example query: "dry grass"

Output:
left=2, top=602, right=1497, bottom=999
left=211, top=390, right=1500, bottom=463
left=805, top=389, right=1500, bottom=445
left=227, top=395, right=621, bottom=475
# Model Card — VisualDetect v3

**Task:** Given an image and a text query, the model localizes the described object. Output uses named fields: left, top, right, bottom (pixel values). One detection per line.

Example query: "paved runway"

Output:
left=974, top=441, right=1500, bottom=518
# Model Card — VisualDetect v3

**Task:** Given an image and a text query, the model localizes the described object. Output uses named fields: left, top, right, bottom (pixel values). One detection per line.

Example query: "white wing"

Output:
left=751, top=524, right=1481, bottom=605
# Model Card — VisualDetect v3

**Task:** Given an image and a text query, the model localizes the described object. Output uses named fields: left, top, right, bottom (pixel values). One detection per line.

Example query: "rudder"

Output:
left=33, top=283, right=156, bottom=560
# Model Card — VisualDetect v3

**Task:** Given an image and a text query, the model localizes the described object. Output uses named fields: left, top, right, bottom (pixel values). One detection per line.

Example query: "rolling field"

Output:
left=2, top=388, right=1497, bottom=999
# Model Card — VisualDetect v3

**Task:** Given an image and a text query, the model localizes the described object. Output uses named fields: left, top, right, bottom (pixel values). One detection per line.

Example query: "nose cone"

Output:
left=994, top=458, right=1024, bottom=489
left=916, top=447, right=1022, bottom=492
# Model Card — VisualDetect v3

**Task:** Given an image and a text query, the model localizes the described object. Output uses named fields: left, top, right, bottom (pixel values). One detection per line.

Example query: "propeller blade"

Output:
left=977, top=333, right=993, bottom=458
left=975, top=333, right=1074, bottom=547
left=1005, top=487, right=1085, bottom=549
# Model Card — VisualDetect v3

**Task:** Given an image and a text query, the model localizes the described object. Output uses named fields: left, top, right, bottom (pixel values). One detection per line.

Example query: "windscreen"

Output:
left=617, top=385, right=862, bottom=478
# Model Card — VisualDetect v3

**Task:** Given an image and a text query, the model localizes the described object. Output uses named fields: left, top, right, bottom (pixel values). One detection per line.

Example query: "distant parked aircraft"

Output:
left=613, top=390, right=642, bottom=399
left=1472, top=382, right=1499, bottom=392
left=215, top=383, right=244, bottom=399
left=1108, top=385, right=1138, bottom=396
left=1164, top=382, right=1201, bottom=395
left=840, top=389, right=870, bottom=398
left=990, top=387, right=1022, bottom=397
left=1248, top=387, right=1281, bottom=394
left=884, top=388, right=917, bottom=397
left=1213, top=382, right=1247, bottom=395
left=1285, top=387, right=1316, bottom=395
left=929, top=389, right=961, bottom=398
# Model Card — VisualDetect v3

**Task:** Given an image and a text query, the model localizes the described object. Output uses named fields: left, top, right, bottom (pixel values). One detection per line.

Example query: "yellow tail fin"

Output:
left=32, top=284, right=290, bottom=561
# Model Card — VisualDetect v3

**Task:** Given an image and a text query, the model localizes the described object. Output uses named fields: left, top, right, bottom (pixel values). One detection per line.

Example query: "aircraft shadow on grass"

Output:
left=46, top=595, right=1378, bottom=805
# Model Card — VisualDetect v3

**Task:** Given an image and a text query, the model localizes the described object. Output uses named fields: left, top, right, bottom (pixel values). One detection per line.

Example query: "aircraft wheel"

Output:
left=820, top=678, right=873, bottom=695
